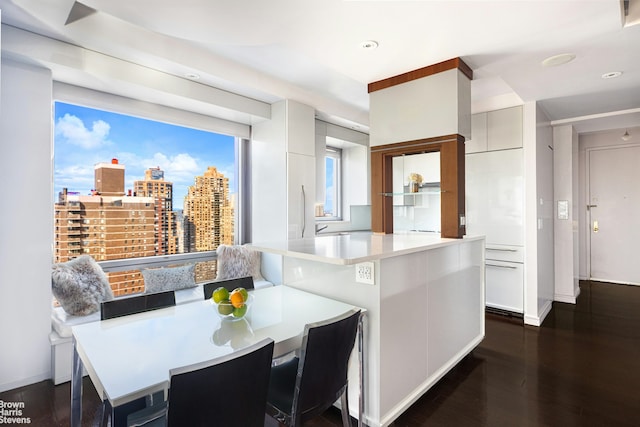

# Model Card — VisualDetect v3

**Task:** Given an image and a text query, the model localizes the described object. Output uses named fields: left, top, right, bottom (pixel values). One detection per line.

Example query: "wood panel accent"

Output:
left=370, top=150, right=394, bottom=233
left=368, top=58, right=473, bottom=93
left=440, top=135, right=466, bottom=238
left=370, top=135, right=466, bottom=237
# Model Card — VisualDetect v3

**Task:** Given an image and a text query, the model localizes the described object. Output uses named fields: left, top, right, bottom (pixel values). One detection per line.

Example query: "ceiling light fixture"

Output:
left=602, top=71, right=622, bottom=79
left=360, top=40, right=379, bottom=50
left=541, top=53, right=576, bottom=67
left=184, top=72, right=200, bottom=80
left=622, top=130, right=632, bottom=141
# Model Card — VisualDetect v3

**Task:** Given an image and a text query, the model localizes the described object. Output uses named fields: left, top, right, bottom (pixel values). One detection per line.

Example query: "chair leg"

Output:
left=340, top=387, right=351, bottom=427
left=100, top=400, right=112, bottom=427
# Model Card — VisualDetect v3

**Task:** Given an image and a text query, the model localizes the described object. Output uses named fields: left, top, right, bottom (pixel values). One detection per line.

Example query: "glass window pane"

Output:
left=322, top=147, right=341, bottom=219
left=54, top=101, right=238, bottom=296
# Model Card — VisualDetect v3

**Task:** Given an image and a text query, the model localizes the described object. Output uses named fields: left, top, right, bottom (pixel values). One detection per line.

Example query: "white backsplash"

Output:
left=394, top=191, right=441, bottom=233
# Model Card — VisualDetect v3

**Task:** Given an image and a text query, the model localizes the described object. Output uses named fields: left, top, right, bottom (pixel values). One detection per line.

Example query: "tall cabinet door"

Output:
left=466, top=148, right=524, bottom=313
left=287, top=153, right=316, bottom=239
left=465, top=149, right=524, bottom=246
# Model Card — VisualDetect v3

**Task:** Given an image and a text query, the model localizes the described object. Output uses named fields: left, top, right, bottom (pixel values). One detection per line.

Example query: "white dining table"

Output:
left=70, top=285, right=363, bottom=427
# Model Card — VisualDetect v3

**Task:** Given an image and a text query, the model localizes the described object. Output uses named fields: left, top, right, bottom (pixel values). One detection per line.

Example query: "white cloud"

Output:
left=142, top=152, right=201, bottom=182
left=55, top=114, right=111, bottom=149
left=54, top=164, right=95, bottom=195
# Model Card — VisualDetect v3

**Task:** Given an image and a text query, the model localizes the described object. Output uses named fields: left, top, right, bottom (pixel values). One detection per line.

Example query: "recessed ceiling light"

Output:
left=360, top=40, right=379, bottom=50
left=184, top=72, right=200, bottom=80
left=541, top=53, right=576, bottom=67
left=602, top=71, right=622, bottom=79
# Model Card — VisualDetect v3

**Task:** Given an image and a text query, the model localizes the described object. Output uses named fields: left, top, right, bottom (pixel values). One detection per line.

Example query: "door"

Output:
left=588, top=146, right=640, bottom=284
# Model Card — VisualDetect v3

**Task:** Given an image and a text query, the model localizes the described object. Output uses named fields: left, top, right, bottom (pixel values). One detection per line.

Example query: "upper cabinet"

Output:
left=465, top=106, right=522, bottom=153
left=465, top=113, right=488, bottom=153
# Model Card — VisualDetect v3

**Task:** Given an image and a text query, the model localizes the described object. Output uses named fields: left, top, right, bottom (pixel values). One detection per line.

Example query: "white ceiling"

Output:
left=1, top=0, right=639, bottom=134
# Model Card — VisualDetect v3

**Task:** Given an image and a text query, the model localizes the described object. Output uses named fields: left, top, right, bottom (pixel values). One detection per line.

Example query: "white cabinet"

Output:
left=487, top=106, right=523, bottom=150
left=466, top=148, right=524, bottom=314
left=485, top=258, right=524, bottom=313
left=466, top=149, right=524, bottom=246
left=465, top=106, right=522, bottom=153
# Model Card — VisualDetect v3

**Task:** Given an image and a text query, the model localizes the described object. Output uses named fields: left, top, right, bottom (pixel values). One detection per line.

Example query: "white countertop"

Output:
left=250, top=232, right=485, bottom=265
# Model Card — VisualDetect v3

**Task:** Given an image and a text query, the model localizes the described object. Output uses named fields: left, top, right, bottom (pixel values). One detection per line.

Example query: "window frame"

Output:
left=52, top=84, right=250, bottom=291
left=320, top=146, right=342, bottom=221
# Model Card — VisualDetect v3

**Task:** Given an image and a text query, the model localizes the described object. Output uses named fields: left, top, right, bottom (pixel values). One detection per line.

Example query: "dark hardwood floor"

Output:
left=2, top=280, right=639, bottom=426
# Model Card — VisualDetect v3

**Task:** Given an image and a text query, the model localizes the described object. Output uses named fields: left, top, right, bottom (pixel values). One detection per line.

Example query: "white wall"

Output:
left=535, top=103, right=555, bottom=322
left=553, top=125, right=580, bottom=303
left=0, top=60, right=54, bottom=392
left=523, top=102, right=555, bottom=326
left=577, top=127, right=640, bottom=279
left=342, top=144, right=369, bottom=208
left=251, top=102, right=288, bottom=243
left=315, top=120, right=370, bottom=225
left=369, top=69, right=471, bottom=146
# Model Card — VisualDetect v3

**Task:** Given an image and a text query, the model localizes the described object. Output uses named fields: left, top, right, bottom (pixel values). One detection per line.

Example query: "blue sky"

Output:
left=54, top=102, right=236, bottom=210
left=325, top=157, right=334, bottom=213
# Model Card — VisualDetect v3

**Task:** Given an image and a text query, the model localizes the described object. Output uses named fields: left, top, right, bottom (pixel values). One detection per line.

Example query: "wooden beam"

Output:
left=368, top=57, right=473, bottom=93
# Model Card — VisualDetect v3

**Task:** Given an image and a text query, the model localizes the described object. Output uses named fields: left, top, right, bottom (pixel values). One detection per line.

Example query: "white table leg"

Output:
left=71, top=337, right=83, bottom=427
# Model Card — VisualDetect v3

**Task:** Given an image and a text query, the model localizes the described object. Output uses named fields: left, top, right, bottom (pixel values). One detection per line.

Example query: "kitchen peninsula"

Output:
left=251, top=232, right=485, bottom=427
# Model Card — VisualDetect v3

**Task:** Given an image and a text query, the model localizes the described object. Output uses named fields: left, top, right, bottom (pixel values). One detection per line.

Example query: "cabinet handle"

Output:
left=301, top=185, right=306, bottom=237
left=486, top=248, right=518, bottom=252
left=486, top=263, right=518, bottom=269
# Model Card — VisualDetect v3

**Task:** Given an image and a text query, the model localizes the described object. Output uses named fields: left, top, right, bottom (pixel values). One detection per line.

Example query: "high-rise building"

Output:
left=94, top=159, right=125, bottom=196
left=174, top=210, right=185, bottom=254
left=183, top=166, right=234, bottom=251
left=134, top=167, right=178, bottom=255
left=54, top=160, right=156, bottom=296
left=183, top=166, right=234, bottom=282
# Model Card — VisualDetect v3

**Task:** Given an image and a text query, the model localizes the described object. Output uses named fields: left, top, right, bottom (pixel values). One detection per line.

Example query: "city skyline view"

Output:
left=54, top=101, right=237, bottom=210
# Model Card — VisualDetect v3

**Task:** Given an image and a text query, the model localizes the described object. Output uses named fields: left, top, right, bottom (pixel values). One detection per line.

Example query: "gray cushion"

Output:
left=142, top=264, right=196, bottom=294
left=51, top=255, right=114, bottom=316
left=215, top=245, right=264, bottom=282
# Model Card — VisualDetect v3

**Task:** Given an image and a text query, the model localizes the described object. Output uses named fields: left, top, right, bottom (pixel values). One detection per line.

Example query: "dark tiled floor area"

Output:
left=2, top=280, right=639, bottom=426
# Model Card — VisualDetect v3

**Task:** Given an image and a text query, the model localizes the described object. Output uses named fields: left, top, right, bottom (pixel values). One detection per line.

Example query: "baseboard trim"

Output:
left=554, top=294, right=577, bottom=304
left=524, top=300, right=553, bottom=327
left=0, top=372, right=51, bottom=393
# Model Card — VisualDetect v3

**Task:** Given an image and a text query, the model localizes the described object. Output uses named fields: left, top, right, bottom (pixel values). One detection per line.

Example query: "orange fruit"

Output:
left=229, top=290, right=245, bottom=308
left=233, top=287, right=249, bottom=301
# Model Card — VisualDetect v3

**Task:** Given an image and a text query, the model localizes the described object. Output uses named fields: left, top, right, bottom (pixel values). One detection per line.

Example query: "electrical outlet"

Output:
left=355, top=262, right=375, bottom=285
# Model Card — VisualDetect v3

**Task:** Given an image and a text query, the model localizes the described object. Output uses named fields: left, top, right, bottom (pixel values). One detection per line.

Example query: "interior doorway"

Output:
left=587, top=145, right=640, bottom=285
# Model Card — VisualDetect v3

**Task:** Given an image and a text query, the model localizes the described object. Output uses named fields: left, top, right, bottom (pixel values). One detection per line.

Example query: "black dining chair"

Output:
left=100, top=291, right=176, bottom=427
left=266, top=309, right=362, bottom=427
left=126, top=338, right=275, bottom=427
left=203, top=275, right=254, bottom=300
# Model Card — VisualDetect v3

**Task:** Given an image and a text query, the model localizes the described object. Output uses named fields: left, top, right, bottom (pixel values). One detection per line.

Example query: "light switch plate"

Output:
left=355, top=262, right=375, bottom=285
left=557, top=200, right=569, bottom=220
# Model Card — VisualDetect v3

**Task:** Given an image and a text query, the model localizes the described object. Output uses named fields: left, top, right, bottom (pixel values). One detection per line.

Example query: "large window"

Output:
left=321, top=146, right=342, bottom=219
left=54, top=101, right=241, bottom=295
